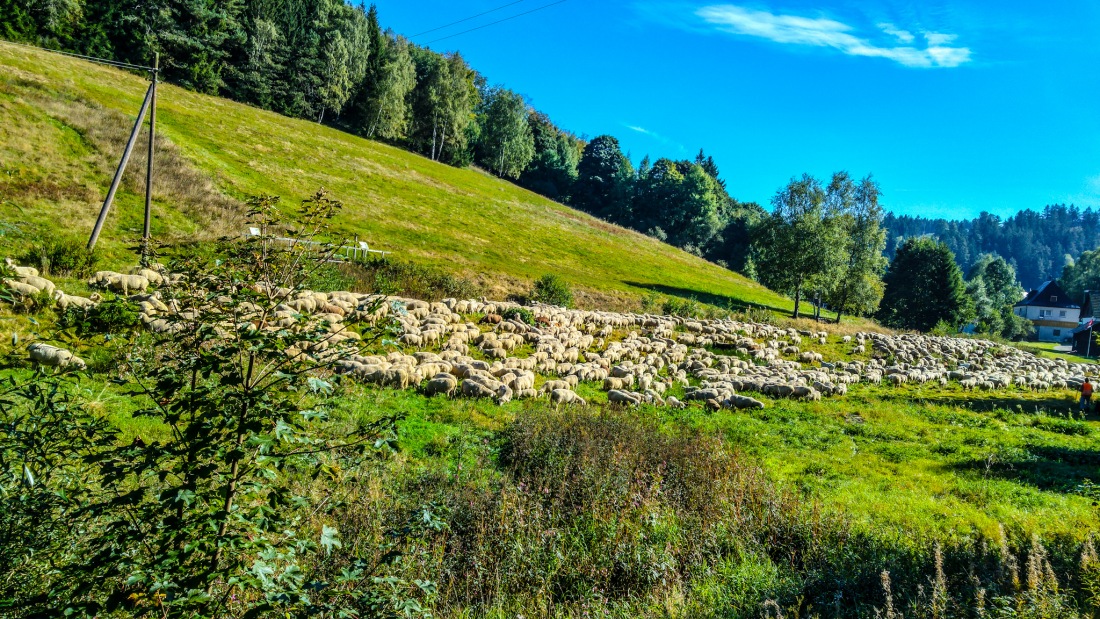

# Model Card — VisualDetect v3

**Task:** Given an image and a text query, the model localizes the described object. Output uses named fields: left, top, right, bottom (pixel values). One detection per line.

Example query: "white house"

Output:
left=1012, top=281, right=1080, bottom=342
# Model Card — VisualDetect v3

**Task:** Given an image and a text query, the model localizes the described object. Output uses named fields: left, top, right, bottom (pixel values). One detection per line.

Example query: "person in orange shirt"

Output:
left=1081, top=377, right=1094, bottom=413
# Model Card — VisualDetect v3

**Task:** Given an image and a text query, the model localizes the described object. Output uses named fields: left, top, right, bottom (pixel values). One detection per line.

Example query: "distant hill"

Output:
left=884, top=207, right=1100, bottom=289
left=0, top=43, right=800, bottom=315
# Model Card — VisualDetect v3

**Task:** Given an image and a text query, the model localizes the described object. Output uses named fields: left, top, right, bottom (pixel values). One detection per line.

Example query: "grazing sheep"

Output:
left=27, top=343, right=86, bottom=370
left=4, top=259, right=38, bottom=278
left=607, top=389, right=641, bottom=405
left=424, top=374, right=458, bottom=397
left=540, top=380, right=572, bottom=394
left=4, top=279, right=41, bottom=297
left=461, top=379, right=497, bottom=400
left=54, top=290, right=100, bottom=310
left=550, top=389, right=587, bottom=407
left=726, top=394, right=765, bottom=410
left=131, top=267, right=165, bottom=286
left=90, top=272, right=150, bottom=295
left=20, top=276, right=55, bottom=295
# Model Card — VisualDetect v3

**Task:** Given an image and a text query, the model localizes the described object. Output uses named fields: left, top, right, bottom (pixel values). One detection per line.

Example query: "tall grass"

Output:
left=326, top=408, right=1100, bottom=617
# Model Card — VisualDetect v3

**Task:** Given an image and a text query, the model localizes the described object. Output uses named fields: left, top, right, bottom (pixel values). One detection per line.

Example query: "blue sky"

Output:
left=375, top=0, right=1100, bottom=219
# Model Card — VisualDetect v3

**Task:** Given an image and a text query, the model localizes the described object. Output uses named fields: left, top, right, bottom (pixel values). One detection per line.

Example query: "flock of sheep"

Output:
left=5, top=260, right=1096, bottom=411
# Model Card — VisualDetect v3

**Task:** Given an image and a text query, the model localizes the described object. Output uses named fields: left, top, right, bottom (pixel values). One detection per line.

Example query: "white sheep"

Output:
left=4, top=279, right=41, bottom=297
left=20, top=276, right=55, bottom=295
left=549, top=388, right=587, bottom=407
left=54, top=290, right=100, bottom=310
left=27, top=343, right=86, bottom=370
left=4, top=258, right=38, bottom=278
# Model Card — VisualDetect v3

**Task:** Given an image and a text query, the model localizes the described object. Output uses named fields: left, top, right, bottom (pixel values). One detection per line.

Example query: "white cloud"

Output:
left=878, top=22, right=915, bottom=44
left=924, top=32, right=957, bottom=46
left=696, top=5, right=972, bottom=68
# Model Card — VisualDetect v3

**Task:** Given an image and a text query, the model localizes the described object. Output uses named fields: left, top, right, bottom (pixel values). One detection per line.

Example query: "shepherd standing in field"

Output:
left=1080, top=377, right=1093, bottom=412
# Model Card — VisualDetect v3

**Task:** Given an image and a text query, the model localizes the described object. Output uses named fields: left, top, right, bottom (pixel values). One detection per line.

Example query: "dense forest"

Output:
left=883, top=205, right=1100, bottom=290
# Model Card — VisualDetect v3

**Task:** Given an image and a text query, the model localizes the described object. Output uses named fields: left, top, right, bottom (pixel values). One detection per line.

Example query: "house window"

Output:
left=1054, top=329, right=1061, bottom=336
left=1061, top=310, right=1067, bottom=317
left=1052, top=296, right=1058, bottom=302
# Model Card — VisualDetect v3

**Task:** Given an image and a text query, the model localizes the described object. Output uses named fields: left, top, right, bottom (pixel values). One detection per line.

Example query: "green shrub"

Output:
left=58, top=297, right=140, bottom=336
left=531, top=274, right=573, bottom=308
left=20, top=237, right=99, bottom=277
left=931, top=320, right=958, bottom=336
left=734, top=305, right=778, bottom=325
left=662, top=295, right=701, bottom=318
left=350, top=257, right=481, bottom=300
left=500, top=307, right=535, bottom=325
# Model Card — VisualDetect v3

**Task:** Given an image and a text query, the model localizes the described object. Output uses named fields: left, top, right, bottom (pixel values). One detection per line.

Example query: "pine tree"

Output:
left=878, top=237, right=975, bottom=331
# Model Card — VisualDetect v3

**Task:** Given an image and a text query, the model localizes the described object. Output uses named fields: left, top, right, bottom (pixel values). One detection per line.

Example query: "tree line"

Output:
left=884, top=205, right=1100, bottom=290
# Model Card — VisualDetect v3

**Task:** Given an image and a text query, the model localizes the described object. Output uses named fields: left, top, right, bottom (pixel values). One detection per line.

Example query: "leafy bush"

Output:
left=58, top=297, right=140, bottom=336
left=351, top=256, right=481, bottom=300
left=531, top=274, right=573, bottom=308
left=733, top=305, right=778, bottom=325
left=662, top=295, right=701, bottom=317
left=639, top=291, right=662, bottom=313
left=500, top=307, right=535, bottom=325
left=20, top=237, right=99, bottom=277
left=931, top=320, right=958, bottom=336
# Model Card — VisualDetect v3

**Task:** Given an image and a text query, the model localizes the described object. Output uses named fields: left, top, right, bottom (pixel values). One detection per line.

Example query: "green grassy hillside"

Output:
left=0, top=42, right=801, bottom=313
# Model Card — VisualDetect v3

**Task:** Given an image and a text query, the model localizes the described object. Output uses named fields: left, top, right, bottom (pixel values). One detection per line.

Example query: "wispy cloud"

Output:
left=695, top=4, right=972, bottom=68
left=878, top=22, right=914, bottom=44
left=623, top=124, right=686, bottom=152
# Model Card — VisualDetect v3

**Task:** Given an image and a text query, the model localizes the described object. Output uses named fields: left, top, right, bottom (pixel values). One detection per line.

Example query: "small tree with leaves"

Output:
left=1, top=190, right=437, bottom=617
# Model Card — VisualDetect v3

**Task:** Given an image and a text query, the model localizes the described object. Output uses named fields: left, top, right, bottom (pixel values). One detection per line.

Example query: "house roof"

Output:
left=1082, top=290, right=1100, bottom=318
left=1014, top=281, right=1080, bottom=309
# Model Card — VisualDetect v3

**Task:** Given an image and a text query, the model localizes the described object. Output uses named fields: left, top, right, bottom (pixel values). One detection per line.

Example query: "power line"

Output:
left=410, top=0, right=527, bottom=38
left=425, top=0, right=568, bottom=45
left=0, top=38, right=155, bottom=72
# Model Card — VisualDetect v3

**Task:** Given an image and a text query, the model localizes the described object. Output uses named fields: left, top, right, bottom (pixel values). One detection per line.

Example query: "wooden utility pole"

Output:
left=88, top=56, right=158, bottom=254
left=143, top=54, right=158, bottom=247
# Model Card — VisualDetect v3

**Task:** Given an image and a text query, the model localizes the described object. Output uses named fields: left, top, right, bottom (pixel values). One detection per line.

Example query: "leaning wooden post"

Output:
left=88, top=82, right=155, bottom=251
left=141, top=53, right=159, bottom=262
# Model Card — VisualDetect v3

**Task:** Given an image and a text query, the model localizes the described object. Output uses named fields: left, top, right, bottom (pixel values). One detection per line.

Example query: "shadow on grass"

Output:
left=911, top=394, right=1079, bottom=414
left=623, top=281, right=801, bottom=317
left=952, top=445, right=1100, bottom=496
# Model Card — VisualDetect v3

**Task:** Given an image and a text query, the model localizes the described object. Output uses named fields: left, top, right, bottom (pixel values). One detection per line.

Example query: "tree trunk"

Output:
left=431, top=123, right=438, bottom=161
left=835, top=310, right=844, bottom=324
left=793, top=283, right=802, bottom=319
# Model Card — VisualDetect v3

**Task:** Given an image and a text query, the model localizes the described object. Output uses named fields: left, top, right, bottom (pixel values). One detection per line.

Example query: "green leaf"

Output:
left=306, top=376, right=333, bottom=394
left=320, top=524, right=342, bottom=556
